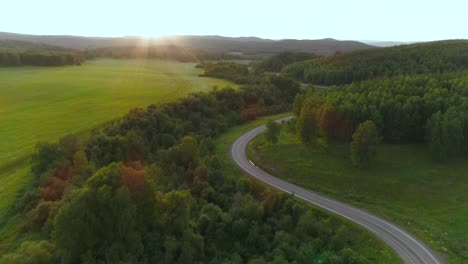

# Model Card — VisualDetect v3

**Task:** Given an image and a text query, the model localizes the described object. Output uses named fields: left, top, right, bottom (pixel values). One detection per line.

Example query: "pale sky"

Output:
left=2, top=0, right=467, bottom=41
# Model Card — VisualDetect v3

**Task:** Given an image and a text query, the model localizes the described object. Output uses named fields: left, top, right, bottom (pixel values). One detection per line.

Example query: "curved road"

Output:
left=230, top=116, right=443, bottom=264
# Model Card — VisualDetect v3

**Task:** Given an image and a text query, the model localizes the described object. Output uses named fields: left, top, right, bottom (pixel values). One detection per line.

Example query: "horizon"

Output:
left=1, top=0, right=467, bottom=42
left=0, top=31, right=434, bottom=44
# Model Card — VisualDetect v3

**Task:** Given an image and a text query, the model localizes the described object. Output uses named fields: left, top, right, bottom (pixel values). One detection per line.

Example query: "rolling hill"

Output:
left=0, top=32, right=375, bottom=58
left=283, top=39, right=468, bottom=85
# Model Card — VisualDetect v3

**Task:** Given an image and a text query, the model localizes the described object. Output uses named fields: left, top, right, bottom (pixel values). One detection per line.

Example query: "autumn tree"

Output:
left=350, top=120, right=380, bottom=168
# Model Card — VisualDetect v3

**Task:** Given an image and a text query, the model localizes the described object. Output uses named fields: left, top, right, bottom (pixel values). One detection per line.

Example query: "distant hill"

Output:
left=283, top=40, right=468, bottom=85
left=156, top=36, right=375, bottom=57
left=0, top=32, right=375, bottom=58
left=0, top=39, right=71, bottom=52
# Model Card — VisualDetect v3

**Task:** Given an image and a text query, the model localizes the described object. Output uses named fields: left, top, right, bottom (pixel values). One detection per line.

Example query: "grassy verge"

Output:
left=249, top=127, right=468, bottom=263
left=214, top=114, right=401, bottom=263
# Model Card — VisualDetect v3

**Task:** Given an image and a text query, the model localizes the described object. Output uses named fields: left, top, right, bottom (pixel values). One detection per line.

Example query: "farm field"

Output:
left=0, top=59, right=235, bottom=219
left=249, top=129, right=468, bottom=263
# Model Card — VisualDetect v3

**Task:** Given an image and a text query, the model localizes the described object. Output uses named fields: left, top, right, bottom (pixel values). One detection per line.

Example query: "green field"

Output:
left=249, top=128, right=468, bottom=263
left=0, top=59, right=235, bottom=219
left=214, top=114, right=400, bottom=264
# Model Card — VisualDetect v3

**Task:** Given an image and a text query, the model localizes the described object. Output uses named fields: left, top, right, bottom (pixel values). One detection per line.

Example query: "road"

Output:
left=230, top=116, right=443, bottom=264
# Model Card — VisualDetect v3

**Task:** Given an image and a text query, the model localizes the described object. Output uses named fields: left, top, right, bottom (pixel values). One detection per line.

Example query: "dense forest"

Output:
left=84, top=45, right=237, bottom=62
left=283, top=40, right=468, bottom=85
left=293, top=73, right=468, bottom=161
left=0, top=51, right=84, bottom=66
left=0, top=40, right=84, bottom=66
left=254, top=52, right=316, bottom=73
left=1, top=75, right=377, bottom=263
left=199, top=52, right=318, bottom=85
left=198, top=62, right=256, bottom=84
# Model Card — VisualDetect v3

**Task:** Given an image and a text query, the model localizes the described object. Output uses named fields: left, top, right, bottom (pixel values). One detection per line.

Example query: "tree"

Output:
left=72, top=150, right=88, bottom=175
left=264, top=120, right=281, bottom=145
left=0, top=241, right=55, bottom=264
left=426, top=111, right=445, bottom=161
left=426, top=110, right=464, bottom=161
left=292, top=94, right=306, bottom=116
left=350, top=120, right=380, bottom=168
left=53, top=163, right=142, bottom=263
left=179, top=136, right=199, bottom=165
left=297, top=104, right=318, bottom=144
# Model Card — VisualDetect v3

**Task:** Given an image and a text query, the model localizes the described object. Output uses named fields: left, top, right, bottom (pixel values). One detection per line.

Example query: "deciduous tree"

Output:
left=350, top=120, right=380, bottom=168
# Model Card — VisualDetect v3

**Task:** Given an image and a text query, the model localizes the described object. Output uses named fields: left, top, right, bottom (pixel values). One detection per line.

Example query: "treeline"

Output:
left=3, top=77, right=375, bottom=263
left=85, top=45, right=239, bottom=62
left=198, top=62, right=258, bottom=84
left=283, top=40, right=468, bottom=85
left=255, top=52, right=316, bottom=73
left=199, top=53, right=317, bottom=85
left=293, top=73, right=468, bottom=161
left=0, top=50, right=84, bottom=66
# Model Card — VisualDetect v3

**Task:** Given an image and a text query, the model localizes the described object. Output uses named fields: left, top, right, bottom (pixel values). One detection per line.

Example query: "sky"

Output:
left=2, top=0, right=467, bottom=41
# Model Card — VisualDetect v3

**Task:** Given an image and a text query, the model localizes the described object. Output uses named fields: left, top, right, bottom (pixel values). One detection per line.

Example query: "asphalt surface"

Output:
left=230, top=116, right=443, bottom=264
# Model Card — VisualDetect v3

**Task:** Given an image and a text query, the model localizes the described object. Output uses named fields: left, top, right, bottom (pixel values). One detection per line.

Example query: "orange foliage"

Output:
left=40, top=177, right=68, bottom=201
left=120, top=163, right=145, bottom=192
left=54, top=161, right=73, bottom=181
left=316, top=105, right=356, bottom=142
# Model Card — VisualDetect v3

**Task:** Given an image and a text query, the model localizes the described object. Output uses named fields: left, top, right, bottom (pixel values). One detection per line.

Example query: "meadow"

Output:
left=0, top=59, right=235, bottom=219
left=213, top=114, right=400, bottom=264
left=249, top=129, right=468, bottom=263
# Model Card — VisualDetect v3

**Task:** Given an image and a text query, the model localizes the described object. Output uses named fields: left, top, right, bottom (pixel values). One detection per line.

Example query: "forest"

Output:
left=84, top=45, right=238, bottom=62
left=283, top=40, right=468, bottom=85
left=1, top=74, right=377, bottom=263
left=198, top=62, right=256, bottom=84
left=0, top=51, right=84, bottom=66
left=293, top=73, right=468, bottom=161
left=254, top=52, right=316, bottom=73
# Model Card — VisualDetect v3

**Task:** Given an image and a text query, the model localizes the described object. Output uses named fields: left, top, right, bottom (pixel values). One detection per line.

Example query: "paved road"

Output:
left=230, top=116, right=443, bottom=264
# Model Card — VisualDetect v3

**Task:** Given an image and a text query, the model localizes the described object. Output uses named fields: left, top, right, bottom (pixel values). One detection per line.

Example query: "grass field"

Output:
left=249, top=128, right=468, bottom=263
left=214, top=114, right=400, bottom=264
left=0, top=59, right=235, bottom=220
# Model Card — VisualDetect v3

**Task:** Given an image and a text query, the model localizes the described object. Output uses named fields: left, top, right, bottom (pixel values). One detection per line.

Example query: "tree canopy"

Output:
left=2, top=73, right=374, bottom=263
left=350, top=121, right=381, bottom=168
left=283, top=40, right=468, bottom=85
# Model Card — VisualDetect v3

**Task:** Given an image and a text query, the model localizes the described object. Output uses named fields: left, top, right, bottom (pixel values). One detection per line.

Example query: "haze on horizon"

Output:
left=2, top=0, right=467, bottom=42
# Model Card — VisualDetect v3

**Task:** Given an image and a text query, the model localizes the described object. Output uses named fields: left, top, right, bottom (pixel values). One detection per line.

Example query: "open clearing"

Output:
left=0, top=59, right=234, bottom=219
left=249, top=129, right=468, bottom=263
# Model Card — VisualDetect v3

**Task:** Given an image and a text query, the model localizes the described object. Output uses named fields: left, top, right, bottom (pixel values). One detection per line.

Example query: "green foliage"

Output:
left=53, top=163, right=140, bottom=263
left=292, top=94, right=306, bottom=116
left=0, top=240, right=55, bottom=264
left=297, top=102, right=319, bottom=144
left=179, top=136, right=199, bottom=164
left=200, top=62, right=255, bottom=84
left=255, top=52, right=316, bottom=73
left=283, top=40, right=468, bottom=85
left=85, top=45, right=231, bottom=62
left=350, top=121, right=380, bottom=168
left=0, top=59, right=234, bottom=219
left=293, top=74, right=468, bottom=148
left=264, top=120, right=281, bottom=145
left=3, top=76, right=383, bottom=263
left=426, top=110, right=464, bottom=161
left=249, top=127, right=468, bottom=263
left=0, top=50, right=83, bottom=67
